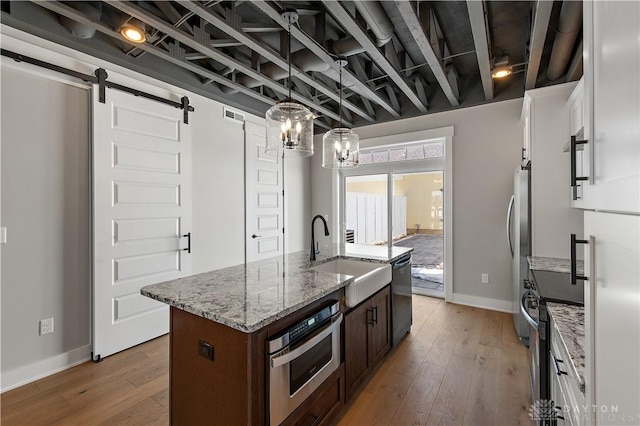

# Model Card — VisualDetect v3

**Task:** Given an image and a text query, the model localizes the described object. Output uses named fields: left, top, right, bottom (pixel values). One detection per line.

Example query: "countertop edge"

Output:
left=548, top=304, right=586, bottom=394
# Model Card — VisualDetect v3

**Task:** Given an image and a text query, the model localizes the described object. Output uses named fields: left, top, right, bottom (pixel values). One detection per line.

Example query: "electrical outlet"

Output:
left=481, top=273, right=490, bottom=284
left=39, top=318, right=54, bottom=336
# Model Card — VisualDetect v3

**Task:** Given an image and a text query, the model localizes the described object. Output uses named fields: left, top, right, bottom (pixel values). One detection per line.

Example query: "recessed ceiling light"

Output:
left=492, top=67, right=512, bottom=79
left=120, top=20, right=146, bottom=43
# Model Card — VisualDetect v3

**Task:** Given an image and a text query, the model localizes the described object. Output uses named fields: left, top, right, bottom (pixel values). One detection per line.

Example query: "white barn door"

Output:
left=92, top=88, right=192, bottom=360
left=245, top=122, right=283, bottom=263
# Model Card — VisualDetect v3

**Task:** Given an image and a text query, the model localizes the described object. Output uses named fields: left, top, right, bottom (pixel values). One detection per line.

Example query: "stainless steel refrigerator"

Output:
left=506, top=167, right=531, bottom=344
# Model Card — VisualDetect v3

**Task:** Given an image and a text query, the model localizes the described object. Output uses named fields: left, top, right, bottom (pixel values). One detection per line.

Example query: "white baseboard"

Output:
left=451, top=293, right=514, bottom=313
left=1, top=344, right=91, bottom=393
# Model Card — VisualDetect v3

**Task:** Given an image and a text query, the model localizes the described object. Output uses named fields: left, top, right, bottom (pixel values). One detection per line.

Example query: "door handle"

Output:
left=570, top=135, right=589, bottom=200
left=570, top=234, right=588, bottom=285
left=506, top=195, right=515, bottom=258
left=251, top=234, right=261, bottom=239
left=520, top=290, right=539, bottom=329
left=183, top=232, right=191, bottom=254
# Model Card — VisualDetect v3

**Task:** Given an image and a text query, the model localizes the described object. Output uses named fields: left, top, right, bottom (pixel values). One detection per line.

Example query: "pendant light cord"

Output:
left=339, top=64, right=343, bottom=128
left=288, top=17, right=292, bottom=101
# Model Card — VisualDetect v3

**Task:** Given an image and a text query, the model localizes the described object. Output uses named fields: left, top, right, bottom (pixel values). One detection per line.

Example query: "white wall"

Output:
left=1, top=67, right=91, bottom=378
left=0, top=27, right=310, bottom=390
left=312, top=99, right=523, bottom=309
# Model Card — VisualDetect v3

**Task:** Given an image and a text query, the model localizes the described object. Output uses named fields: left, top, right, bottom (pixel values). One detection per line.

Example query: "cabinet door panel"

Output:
left=585, top=211, right=640, bottom=424
left=588, top=1, right=640, bottom=213
left=370, top=287, right=391, bottom=367
left=344, top=301, right=371, bottom=401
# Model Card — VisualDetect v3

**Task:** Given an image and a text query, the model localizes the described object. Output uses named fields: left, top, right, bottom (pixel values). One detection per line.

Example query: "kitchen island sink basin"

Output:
left=310, top=259, right=392, bottom=308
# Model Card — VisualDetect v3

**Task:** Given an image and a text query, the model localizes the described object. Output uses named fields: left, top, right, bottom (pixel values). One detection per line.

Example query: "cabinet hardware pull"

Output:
left=183, top=232, right=191, bottom=253
left=367, top=308, right=374, bottom=325
left=570, top=234, right=589, bottom=284
left=555, top=406, right=565, bottom=420
left=570, top=135, right=589, bottom=200
left=309, top=415, right=321, bottom=426
left=552, top=355, right=568, bottom=375
left=373, top=306, right=378, bottom=325
left=251, top=234, right=261, bottom=239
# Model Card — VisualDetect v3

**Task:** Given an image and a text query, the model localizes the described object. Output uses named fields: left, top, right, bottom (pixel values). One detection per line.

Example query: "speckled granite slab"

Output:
left=141, top=244, right=413, bottom=333
left=528, top=256, right=584, bottom=275
left=547, top=302, right=585, bottom=393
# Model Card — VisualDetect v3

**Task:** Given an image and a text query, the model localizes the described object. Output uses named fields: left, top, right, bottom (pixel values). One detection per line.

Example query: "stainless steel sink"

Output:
left=310, top=259, right=392, bottom=307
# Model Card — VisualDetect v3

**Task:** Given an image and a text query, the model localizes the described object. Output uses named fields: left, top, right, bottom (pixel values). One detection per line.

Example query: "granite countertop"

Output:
left=141, top=244, right=413, bottom=334
left=547, top=302, right=585, bottom=394
left=528, top=256, right=584, bottom=275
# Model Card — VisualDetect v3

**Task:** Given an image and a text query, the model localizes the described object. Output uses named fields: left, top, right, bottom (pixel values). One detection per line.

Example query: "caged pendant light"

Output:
left=322, top=59, right=359, bottom=169
left=265, top=11, right=314, bottom=158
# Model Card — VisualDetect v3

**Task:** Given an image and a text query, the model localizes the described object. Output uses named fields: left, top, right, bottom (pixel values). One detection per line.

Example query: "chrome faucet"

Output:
left=310, top=215, right=330, bottom=261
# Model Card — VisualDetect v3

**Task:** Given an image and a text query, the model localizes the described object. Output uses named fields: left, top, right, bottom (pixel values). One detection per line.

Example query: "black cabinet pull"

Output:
left=552, top=355, right=568, bottom=376
left=367, top=308, right=374, bottom=325
left=570, top=234, right=588, bottom=285
left=183, top=232, right=191, bottom=254
left=373, top=306, right=378, bottom=325
left=570, top=135, right=589, bottom=200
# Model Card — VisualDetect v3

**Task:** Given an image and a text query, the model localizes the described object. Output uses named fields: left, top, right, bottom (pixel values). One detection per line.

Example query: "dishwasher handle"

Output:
left=393, top=255, right=412, bottom=269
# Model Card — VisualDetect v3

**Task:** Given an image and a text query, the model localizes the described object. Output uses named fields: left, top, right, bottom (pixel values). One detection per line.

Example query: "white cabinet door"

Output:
left=584, top=1, right=640, bottom=213
left=584, top=211, right=640, bottom=424
left=93, top=88, right=192, bottom=360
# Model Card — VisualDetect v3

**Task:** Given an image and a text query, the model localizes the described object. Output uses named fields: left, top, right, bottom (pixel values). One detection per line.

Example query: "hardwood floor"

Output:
left=1, top=296, right=532, bottom=425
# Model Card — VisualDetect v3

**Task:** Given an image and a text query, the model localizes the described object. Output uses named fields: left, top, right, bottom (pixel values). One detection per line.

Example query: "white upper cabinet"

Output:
left=580, top=1, right=640, bottom=213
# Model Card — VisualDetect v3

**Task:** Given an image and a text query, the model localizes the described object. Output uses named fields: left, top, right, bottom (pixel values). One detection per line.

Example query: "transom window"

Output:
left=358, top=140, right=444, bottom=165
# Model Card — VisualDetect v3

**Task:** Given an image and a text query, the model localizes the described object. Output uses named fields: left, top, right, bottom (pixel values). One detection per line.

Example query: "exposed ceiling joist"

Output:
left=466, top=0, right=493, bottom=101
left=250, top=0, right=398, bottom=118
left=36, top=1, right=275, bottom=107
left=107, top=0, right=348, bottom=125
left=321, top=0, right=428, bottom=113
left=525, top=0, right=553, bottom=90
left=395, top=1, right=459, bottom=107
left=176, top=0, right=374, bottom=122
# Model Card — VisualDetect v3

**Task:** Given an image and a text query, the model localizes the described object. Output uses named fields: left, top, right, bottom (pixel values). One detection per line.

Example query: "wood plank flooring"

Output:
left=1, top=296, right=533, bottom=425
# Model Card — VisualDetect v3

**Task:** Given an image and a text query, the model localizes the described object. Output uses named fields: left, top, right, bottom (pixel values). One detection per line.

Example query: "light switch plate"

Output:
left=481, top=273, right=489, bottom=284
left=0, top=227, right=6, bottom=244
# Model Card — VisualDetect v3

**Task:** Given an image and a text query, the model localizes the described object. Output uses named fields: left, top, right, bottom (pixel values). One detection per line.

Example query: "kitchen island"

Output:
left=141, top=244, right=412, bottom=425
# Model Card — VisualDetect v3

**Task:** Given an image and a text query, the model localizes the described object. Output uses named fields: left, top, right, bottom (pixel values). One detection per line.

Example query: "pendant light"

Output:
left=265, top=11, right=314, bottom=158
left=322, top=59, right=359, bottom=168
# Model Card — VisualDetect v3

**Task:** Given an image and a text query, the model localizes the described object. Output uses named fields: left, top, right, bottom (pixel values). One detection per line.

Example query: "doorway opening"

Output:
left=392, top=171, right=444, bottom=298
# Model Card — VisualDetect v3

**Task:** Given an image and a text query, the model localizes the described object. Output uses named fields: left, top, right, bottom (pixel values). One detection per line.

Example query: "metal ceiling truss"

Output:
left=6, top=0, right=581, bottom=131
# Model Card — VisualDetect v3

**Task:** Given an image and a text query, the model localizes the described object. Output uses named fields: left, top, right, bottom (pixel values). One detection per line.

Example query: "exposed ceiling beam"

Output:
left=565, top=40, right=583, bottom=82
left=323, top=0, right=428, bottom=113
left=251, top=0, right=398, bottom=118
left=107, top=0, right=347, bottom=125
left=466, top=0, right=493, bottom=101
left=395, top=1, right=459, bottom=107
left=525, top=0, right=554, bottom=90
left=36, top=1, right=275, bottom=107
left=176, top=0, right=374, bottom=122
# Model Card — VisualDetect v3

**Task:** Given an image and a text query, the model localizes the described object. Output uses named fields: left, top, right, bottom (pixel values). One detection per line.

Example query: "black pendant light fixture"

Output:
left=265, top=11, right=314, bottom=157
left=322, top=59, right=359, bottom=168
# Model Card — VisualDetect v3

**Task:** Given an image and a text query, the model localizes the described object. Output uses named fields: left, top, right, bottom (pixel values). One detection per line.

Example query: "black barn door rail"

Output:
left=1, top=49, right=194, bottom=123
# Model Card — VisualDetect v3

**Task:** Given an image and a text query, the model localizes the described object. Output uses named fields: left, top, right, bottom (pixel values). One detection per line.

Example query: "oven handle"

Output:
left=270, top=313, right=343, bottom=369
left=520, top=290, right=539, bottom=329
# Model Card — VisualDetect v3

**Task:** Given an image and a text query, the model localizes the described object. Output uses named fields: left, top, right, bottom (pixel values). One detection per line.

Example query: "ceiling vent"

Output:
left=224, top=107, right=245, bottom=124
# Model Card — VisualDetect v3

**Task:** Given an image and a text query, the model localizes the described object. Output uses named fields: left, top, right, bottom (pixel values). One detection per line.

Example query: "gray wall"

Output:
left=0, top=56, right=311, bottom=387
left=1, top=67, right=91, bottom=372
left=311, top=98, right=523, bottom=306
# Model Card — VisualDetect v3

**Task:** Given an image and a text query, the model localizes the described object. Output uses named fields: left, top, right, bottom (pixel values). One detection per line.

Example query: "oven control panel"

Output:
left=288, top=301, right=339, bottom=343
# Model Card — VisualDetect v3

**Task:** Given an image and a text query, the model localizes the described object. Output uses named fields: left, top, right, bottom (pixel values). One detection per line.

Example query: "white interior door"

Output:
left=92, top=88, right=191, bottom=360
left=245, top=122, right=283, bottom=263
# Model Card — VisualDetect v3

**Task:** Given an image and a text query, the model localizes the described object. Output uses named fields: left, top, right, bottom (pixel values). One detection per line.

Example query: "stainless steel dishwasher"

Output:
left=391, top=254, right=412, bottom=347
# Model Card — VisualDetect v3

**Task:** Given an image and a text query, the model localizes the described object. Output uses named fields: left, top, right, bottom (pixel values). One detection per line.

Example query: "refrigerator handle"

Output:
left=506, top=195, right=515, bottom=258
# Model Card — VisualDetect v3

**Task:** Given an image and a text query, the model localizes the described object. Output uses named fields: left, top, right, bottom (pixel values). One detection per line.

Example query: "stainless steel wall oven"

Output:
left=267, top=301, right=342, bottom=426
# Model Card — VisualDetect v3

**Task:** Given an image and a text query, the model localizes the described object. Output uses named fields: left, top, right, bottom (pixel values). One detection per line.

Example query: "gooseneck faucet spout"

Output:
left=310, top=215, right=330, bottom=261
